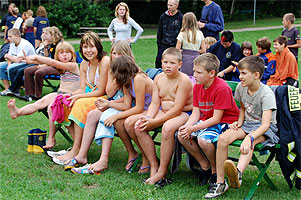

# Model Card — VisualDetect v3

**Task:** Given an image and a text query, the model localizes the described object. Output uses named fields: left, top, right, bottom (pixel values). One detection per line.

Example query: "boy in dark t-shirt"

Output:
left=281, top=13, right=300, bottom=61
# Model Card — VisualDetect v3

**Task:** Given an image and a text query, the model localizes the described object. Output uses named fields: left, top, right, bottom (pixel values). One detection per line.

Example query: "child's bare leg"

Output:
left=57, top=123, right=83, bottom=161
left=146, top=113, right=188, bottom=184
left=135, top=125, right=159, bottom=178
left=237, top=135, right=266, bottom=173
left=7, top=93, right=56, bottom=119
left=198, top=140, right=217, bottom=173
left=89, top=138, right=113, bottom=172
left=114, top=119, right=139, bottom=170
left=125, top=113, right=150, bottom=170
left=75, top=109, right=102, bottom=164
left=178, top=135, right=210, bottom=170
left=216, top=129, right=246, bottom=183
left=43, top=105, right=56, bottom=149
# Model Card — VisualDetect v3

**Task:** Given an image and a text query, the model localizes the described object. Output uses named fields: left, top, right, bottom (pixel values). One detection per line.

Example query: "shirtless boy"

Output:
left=134, top=47, right=193, bottom=186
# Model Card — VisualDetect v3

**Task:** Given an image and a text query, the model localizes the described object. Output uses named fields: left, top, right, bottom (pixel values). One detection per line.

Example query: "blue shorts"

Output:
left=191, top=121, right=229, bottom=143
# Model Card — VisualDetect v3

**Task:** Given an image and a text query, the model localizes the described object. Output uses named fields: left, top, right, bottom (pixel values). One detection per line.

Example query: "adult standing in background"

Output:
left=198, top=0, right=224, bottom=41
left=107, top=2, right=143, bottom=45
left=1, top=3, right=21, bottom=33
left=155, top=0, right=183, bottom=68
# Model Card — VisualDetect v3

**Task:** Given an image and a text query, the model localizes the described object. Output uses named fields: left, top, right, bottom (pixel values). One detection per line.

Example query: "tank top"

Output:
left=130, top=77, right=152, bottom=110
left=86, top=61, right=100, bottom=87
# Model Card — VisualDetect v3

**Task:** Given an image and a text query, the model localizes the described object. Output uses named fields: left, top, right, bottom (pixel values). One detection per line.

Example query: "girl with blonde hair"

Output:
left=176, top=12, right=205, bottom=76
left=108, top=2, right=143, bottom=44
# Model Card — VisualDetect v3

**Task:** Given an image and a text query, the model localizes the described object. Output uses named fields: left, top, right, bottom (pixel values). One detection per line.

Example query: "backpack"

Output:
left=145, top=68, right=163, bottom=80
left=0, top=43, right=10, bottom=62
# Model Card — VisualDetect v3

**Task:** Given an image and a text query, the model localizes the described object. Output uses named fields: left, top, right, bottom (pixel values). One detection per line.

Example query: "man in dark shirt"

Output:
left=155, top=0, right=183, bottom=68
left=1, top=3, right=21, bottom=32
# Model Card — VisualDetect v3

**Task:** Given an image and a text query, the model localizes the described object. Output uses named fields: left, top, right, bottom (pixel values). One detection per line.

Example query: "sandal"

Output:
left=125, top=156, right=138, bottom=171
left=71, top=164, right=101, bottom=175
left=154, top=179, right=173, bottom=188
left=138, top=166, right=150, bottom=175
left=64, top=158, right=79, bottom=171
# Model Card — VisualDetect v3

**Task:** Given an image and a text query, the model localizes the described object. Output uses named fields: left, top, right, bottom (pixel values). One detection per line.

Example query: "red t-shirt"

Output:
left=193, top=77, right=239, bottom=124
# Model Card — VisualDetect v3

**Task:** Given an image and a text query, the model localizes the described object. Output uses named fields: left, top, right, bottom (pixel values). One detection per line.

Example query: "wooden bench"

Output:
left=77, top=27, right=108, bottom=37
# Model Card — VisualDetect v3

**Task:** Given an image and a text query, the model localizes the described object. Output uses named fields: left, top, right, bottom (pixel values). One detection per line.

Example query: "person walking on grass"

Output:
left=205, top=56, right=279, bottom=198
left=108, top=2, right=143, bottom=45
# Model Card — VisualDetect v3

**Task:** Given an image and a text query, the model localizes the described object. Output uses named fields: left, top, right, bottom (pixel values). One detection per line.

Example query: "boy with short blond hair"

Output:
left=267, top=36, right=298, bottom=86
left=134, top=47, right=193, bottom=186
left=255, top=36, right=276, bottom=84
left=205, top=56, right=279, bottom=198
left=178, top=53, right=239, bottom=187
left=281, top=13, right=300, bottom=60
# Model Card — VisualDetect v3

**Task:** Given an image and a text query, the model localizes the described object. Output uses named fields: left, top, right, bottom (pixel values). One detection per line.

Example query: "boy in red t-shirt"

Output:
left=178, top=53, right=239, bottom=187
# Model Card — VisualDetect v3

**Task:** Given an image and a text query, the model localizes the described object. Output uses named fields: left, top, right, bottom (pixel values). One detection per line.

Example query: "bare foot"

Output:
left=145, top=171, right=166, bottom=185
left=7, top=99, right=20, bottom=119
left=89, top=160, right=108, bottom=172
left=57, top=149, right=78, bottom=161
left=74, top=155, right=88, bottom=165
left=125, top=153, right=139, bottom=171
left=43, top=138, right=56, bottom=149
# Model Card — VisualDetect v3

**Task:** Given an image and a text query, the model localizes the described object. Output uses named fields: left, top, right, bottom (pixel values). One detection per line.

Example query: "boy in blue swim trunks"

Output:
left=178, top=53, right=239, bottom=187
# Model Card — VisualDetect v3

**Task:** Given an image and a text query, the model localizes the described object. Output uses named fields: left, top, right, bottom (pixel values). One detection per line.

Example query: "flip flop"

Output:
left=154, top=179, right=173, bottom=188
left=71, top=164, right=102, bottom=175
left=138, top=166, right=150, bottom=175
left=125, top=156, right=138, bottom=171
left=64, top=158, right=79, bottom=171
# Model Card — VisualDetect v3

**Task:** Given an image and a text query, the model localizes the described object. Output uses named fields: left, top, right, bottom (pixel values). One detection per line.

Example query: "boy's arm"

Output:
left=190, top=109, right=224, bottom=133
left=5, top=55, right=23, bottom=63
left=145, top=79, right=161, bottom=118
left=287, top=39, right=301, bottom=49
left=240, top=109, right=272, bottom=154
left=230, top=103, right=245, bottom=130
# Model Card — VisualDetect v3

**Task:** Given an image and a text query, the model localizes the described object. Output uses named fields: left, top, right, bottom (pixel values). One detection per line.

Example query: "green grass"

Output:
left=1, top=21, right=301, bottom=199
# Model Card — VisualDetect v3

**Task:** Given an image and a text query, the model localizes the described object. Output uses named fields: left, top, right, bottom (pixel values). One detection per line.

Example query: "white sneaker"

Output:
left=52, top=157, right=68, bottom=166
left=46, top=147, right=71, bottom=158
left=205, top=181, right=229, bottom=199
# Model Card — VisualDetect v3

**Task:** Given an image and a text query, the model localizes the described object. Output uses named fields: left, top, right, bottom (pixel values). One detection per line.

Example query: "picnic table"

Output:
left=77, top=27, right=109, bottom=37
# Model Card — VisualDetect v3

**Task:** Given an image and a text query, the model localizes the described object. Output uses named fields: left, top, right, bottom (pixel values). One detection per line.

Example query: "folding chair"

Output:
left=229, top=140, right=280, bottom=200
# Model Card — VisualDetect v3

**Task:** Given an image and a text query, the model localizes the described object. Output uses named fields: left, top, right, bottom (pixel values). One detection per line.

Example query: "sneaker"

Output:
left=46, top=148, right=71, bottom=158
left=71, top=164, right=100, bottom=175
left=0, top=89, right=11, bottom=96
left=224, top=160, right=242, bottom=188
left=205, top=181, right=229, bottom=199
left=199, top=168, right=212, bottom=186
left=6, top=91, right=20, bottom=97
left=208, top=173, right=217, bottom=190
left=52, top=157, right=67, bottom=166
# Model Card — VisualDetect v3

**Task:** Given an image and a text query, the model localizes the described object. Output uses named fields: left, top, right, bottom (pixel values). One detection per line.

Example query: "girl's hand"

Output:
left=240, top=136, right=252, bottom=154
left=68, top=94, right=80, bottom=106
left=104, top=115, right=118, bottom=127
left=128, top=38, right=134, bottom=44
left=230, top=121, right=242, bottom=130
left=95, top=97, right=109, bottom=110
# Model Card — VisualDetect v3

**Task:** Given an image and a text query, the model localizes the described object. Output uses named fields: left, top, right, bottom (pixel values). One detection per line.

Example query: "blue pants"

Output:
left=9, top=64, right=35, bottom=92
left=0, top=62, right=28, bottom=80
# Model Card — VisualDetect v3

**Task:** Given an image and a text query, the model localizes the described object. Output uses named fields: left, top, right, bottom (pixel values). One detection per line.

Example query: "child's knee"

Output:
left=124, top=116, right=135, bottom=131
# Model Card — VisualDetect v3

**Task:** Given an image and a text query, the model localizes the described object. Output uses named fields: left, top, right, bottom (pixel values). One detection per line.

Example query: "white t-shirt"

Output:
left=8, top=38, right=36, bottom=57
left=13, top=17, right=23, bottom=29
left=177, top=30, right=204, bottom=51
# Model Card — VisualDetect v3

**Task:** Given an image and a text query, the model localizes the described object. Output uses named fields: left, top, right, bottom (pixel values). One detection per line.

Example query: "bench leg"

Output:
left=244, top=151, right=277, bottom=200
left=44, top=79, right=60, bottom=92
left=39, top=108, right=73, bottom=144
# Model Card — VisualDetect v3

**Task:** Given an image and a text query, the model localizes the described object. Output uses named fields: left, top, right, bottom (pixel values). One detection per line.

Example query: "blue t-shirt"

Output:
left=208, top=41, right=242, bottom=81
left=5, top=15, right=17, bottom=38
left=33, top=16, right=49, bottom=40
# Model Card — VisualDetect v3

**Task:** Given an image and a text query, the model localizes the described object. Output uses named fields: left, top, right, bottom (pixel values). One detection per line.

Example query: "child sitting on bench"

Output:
left=205, top=56, right=279, bottom=199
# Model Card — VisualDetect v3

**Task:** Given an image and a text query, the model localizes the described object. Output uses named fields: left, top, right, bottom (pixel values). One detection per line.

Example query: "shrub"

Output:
left=45, top=0, right=113, bottom=38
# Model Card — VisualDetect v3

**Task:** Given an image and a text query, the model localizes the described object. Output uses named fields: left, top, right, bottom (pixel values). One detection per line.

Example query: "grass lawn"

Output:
left=1, top=21, right=301, bottom=199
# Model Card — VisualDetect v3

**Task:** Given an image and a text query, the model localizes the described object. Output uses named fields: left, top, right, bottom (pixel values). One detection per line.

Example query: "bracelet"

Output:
left=249, top=135, right=254, bottom=148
